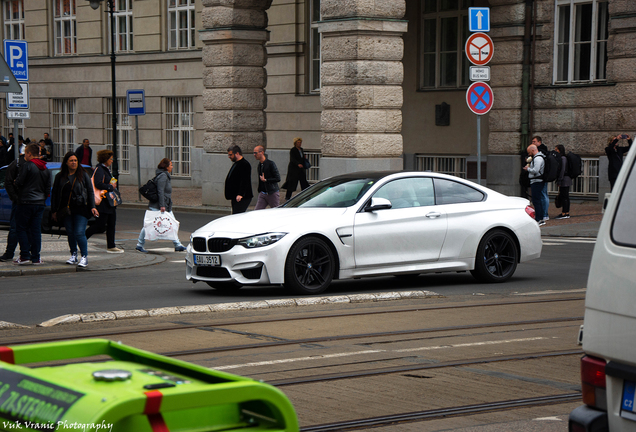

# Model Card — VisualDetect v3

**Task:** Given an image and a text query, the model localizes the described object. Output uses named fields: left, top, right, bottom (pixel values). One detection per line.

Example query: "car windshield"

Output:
left=282, top=177, right=377, bottom=208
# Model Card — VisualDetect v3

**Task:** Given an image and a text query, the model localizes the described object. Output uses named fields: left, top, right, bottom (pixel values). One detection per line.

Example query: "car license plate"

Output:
left=195, top=254, right=221, bottom=266
left=621, top=380, right=636, bottom=421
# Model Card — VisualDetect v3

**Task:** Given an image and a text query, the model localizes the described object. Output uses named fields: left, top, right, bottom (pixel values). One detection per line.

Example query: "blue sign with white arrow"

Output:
left=3, top=39, right=28, bottom=81
left=469, top=7, right=490, bottom=33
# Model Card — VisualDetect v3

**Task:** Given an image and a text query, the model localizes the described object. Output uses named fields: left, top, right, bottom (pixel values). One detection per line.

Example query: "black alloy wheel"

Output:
left=285, top=236, right=335, bottom=295
left=471, top=229, right=518, bottom=283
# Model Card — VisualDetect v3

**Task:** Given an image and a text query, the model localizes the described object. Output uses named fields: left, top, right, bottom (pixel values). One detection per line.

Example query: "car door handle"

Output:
left=426, top=212, right=442, bottom=219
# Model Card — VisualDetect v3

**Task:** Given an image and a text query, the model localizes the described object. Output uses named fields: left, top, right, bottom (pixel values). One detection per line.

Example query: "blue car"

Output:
left=0, top=162, right=92, bottom=232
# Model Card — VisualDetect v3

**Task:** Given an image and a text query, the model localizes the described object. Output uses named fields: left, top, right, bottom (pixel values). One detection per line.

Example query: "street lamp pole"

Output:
left=108, top=0, right=118, bottom=182
left=88, top=0, right=118, bottom=182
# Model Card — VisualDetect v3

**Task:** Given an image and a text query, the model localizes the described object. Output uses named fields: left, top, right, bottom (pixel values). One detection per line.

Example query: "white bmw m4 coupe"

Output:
left=186, top=171, right=542, bottom=294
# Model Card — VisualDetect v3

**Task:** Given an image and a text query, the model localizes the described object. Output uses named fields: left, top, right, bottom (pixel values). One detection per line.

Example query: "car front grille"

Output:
left=192, top=237, right=207, bottom=252
left=208, top=238, right=237, bottom=252
left=196, top=267, right=231, bottom=279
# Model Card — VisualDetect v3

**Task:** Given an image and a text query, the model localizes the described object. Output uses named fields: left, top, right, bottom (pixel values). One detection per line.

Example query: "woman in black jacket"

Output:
left=283, top=137, right=310, bottom=200
left=85, top=150, right=123, bottom=253
left=51, top=152, right=99, bottom=267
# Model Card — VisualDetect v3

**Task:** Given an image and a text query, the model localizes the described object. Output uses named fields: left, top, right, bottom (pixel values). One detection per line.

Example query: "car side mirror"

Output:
left=366, top=197, right=392, bottom=212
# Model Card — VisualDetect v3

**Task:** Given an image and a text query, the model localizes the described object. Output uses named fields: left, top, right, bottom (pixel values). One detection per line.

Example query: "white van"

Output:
left=569, top=144, right=636, bottom=431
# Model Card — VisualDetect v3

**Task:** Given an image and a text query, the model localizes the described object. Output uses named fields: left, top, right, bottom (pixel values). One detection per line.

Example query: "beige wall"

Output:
left=401, top=0, right=489, bottom=163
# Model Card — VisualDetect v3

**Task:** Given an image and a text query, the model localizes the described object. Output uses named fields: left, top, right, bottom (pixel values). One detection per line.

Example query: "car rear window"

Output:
left=611, top=158, right=636, bottom=248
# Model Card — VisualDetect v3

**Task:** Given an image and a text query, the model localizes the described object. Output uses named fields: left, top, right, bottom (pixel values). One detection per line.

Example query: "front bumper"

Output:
left=185, top=238, right=292, bottom=285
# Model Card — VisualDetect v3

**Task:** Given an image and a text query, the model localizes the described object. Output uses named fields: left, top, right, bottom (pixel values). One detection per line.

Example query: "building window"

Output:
left=416, top=155, right=467, bottom=178
left=548, top=158, right=599, bottom=196
left=52, top=99, right=77, bottom=160
left=305, top=151, right=321, bottom=182
left=0, top=100, right=24, bottom=143
left=106, top=97, right=131, bottom=174
left=3, top=0, right=24, bottom=40
left=111, top=0, right=133, bottom=53
left=54, top=0, right=77, bottom=55
left=309, top=0, right=321, bottom=92
left=420, top=0, right=473, bottom=89
left=555, top=0, right=608, bottom=84
left=168, top=0, right=195, bottom=50
left=165, top=97, right=193, bottom=177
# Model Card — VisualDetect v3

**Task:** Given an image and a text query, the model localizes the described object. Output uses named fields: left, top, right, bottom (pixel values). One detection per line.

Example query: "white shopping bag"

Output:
left=143, top=210, right=180, bottom=242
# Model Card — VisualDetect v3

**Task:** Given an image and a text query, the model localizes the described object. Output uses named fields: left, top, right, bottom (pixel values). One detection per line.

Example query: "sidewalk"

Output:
left=0, top=188, right=603, bottom=277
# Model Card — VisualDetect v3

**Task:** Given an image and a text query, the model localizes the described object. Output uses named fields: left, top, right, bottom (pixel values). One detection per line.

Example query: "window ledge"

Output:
left=536, top=81, right=617, bottom=90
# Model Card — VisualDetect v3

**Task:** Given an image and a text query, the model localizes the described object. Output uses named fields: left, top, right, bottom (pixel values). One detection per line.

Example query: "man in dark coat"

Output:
left=0, top=154, right=25, bottom=262
left=43, top=133, right=55, bottom=161
left=14, top=144, right=51, bottom=265
left=283, top=137, right=310, bottom=200
left=605, top=134, right=632, bottom=191
left=253, top=145, right=281, bottom=210
left=75, top=138, right=93, bottom=167
left=224, top=145, right=253, bottom=214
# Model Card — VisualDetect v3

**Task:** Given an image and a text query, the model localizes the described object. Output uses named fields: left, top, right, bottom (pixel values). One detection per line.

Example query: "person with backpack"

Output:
left=135, top=158, right=187, bottom=253
left=51, top=152, right=99, bottom=267
left=524, top=143, right=547, bottom=226
left=554, top=144, right=571, bottom=220
left=531, top=136, right=551, bottom=222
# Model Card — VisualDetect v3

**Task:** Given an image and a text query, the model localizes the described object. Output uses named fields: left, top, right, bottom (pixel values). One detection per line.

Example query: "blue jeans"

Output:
left=3, top=201, right=18, bottom=258
left=64, top=213, right=89, bottom=257
left=530, top=182, right=545, bottom=222
left=137, top=208, right=183, bottom=248
left=540, top=182, right=549, bottom=219
left=16, top=204, right=44, bottom=261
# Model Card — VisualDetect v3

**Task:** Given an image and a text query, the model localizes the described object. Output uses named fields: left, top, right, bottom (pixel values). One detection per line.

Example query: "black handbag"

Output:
left=303, top=159, right=311, bottom=169
left=139, top=176, right=159, bottom=201
left=106, top=188, right=123, bottom=207
left=555, top=192, right=562, bottom=209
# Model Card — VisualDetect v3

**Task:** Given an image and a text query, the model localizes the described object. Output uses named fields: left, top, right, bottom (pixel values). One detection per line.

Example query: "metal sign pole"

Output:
left=13, top=119, right=19, bottom=160
left=136, top=115, right=141, bottom=201
left=477, top=115, right=481, bottom=185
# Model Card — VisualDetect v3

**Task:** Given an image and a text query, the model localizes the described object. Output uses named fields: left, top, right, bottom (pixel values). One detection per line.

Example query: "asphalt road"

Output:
left=0, top=209, right=595, bottom=326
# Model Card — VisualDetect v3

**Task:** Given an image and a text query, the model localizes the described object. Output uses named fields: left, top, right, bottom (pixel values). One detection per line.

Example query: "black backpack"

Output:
left=539, top=151, right=559, bottom=183
left=566, top=152, right=583, bottom=179
left=139, top=174, right=160, bottom=202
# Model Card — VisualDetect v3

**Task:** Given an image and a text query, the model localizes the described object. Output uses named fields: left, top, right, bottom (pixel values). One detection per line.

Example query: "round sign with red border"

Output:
left=466, top=81, right=494, bottom=115
left=465, top=32, right=494, bottom=66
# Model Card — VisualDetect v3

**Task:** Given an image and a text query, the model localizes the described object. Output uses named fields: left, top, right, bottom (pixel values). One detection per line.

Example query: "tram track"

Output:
left=266, top=349, right=583, bottom=387
left=2, top=296, right=585, bottom=346
left=299, top=393, right=581, bottom=431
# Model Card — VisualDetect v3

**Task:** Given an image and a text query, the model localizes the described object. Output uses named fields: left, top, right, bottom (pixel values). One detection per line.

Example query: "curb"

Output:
left=0, top=253, right=165, bottom=277
left=119, top=202, right=231, bottom=215
left=34, top=290, right=443, bottom=328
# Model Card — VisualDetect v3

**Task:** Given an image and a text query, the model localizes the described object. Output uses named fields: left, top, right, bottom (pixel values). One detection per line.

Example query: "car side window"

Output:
left=611, top=159, right=636, bottom=248
left=374, top=178, right=435, bottom=209
left=433, top=178, right=485, bottom=205
left=0, top=168, right=5, bottom=189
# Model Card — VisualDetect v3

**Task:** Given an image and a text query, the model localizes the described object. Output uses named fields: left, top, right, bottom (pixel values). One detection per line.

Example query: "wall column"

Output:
left=319, top=0, right=408, bottom=178
left=199, top=0, right=271, bottom=205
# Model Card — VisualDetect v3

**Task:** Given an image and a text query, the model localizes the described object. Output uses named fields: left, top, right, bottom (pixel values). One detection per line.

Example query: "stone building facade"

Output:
left=4, top=0, right=635, bottom=205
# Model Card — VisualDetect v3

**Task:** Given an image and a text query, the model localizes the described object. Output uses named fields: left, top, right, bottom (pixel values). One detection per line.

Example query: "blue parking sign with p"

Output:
left=4, top=39, right=28, bottom=81
left=469, top=8, right=490, bottom=33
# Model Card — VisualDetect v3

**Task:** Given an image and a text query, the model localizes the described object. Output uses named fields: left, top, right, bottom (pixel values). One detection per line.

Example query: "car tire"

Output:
left=470, top=229, right=518, bottom=283
left=205, top=281, right=242, bottom=293
left=284, top=236, right=335, bottom=295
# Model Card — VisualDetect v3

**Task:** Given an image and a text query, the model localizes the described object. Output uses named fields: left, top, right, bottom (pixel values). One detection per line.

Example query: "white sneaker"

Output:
left=78, top=256, right=88, bottom=268
left=106, top=247, right=124, bottom=254
left=66, top=253, right=78, bottom=265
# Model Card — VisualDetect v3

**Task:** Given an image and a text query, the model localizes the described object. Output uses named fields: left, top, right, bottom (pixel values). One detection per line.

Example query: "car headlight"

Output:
left=238, top=233, right=287, bottom=248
